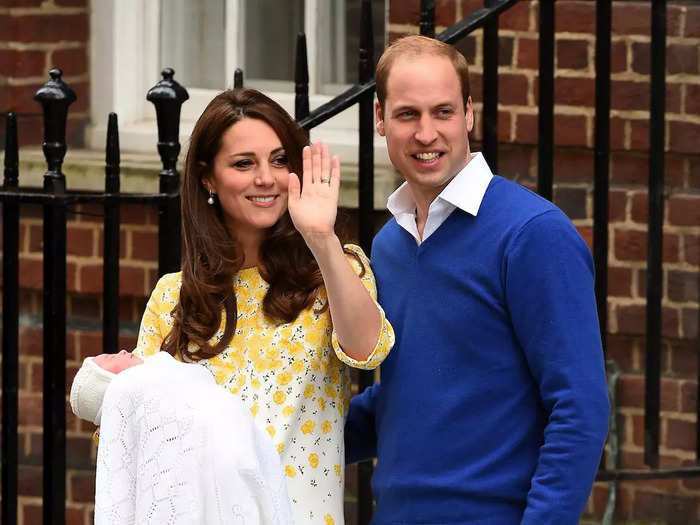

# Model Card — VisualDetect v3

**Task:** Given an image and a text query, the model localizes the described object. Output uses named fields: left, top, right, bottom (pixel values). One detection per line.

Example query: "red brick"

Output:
left=0, top=49, right=46, bottom=78
left=454, top=34, right=476, bottom=65
left=0, top=13, right=88, bottom=43
left=553, top=185, right=586, bottom=219
left=29, top=361, right=41, bottom=391
left=498, top=72, right=529, bottom=105
left=553, top=77, right=595, bottom=107
left=666, top=82, right=682, bottom=114
left=498, top=110, right=511, bottom=142
left=556, top=38, right=588, bottom=70
left=130, top=230, right=158, bottom=262
left=577, top=225, right=592, bottom=252
left=552, top=148, right=593, bottom=182
left=668, top=194, right=700, bottom=226
left=121, top=203, right=153, bottom=225
left=69, top=471, right=95, bottom=503
left=20, top=325, right=43, bottom=356
left=78, top=331, right=103, bottom=360
left=611, top=80, right=648, bottom=111
left=667, top=5, right=684, bottom=38
left=97, top=229, right=127, bottom=259
left=668, top=340, right=697, bottom=377
left=669, top=121, right=700, bottom=155
left=51, top=47, right=88, bottom=77
left=28, top=223, right=42, bottom=253
left=682, top=308, right=698, bottom=340
left=119, top=265, right=146, bottom=296
left=608, top=189, right=626, bottom=222
left=0, top=0, right=42, bottom=5
left=435, top=0, right=457, bottom=27
left=461, top=0, right=482, bottom=18
left=667, top=44, right=698, bottom=75
left=19, top=257, right=42, bottom=289
left=66, top=435, right=93, bottom=469
left=612, top=3, right=650, bottom=36
left=616, top=303, right=645, bottom=334
left=553, top=114, right=587, bottom=147
left=19, top=394, right=42, bottom=426
left=56, top=0, right=88, bottom=6
left=499, top=37, right=514, bottom=67
left=630, top=192, right=647, bottom=224
left=631, top=41, right=650, bottom=75
left=556, top=1, right=595, bottom=34
left=666, top=418, right=696, bottom=452
left=611, top=40, right=627, bottom=73
left=610, top=116, right=625, bottom=150
left=69, top=292, right=101, bottom=318
left=611, top=152, right=647, bottom=185
left=389, top=0, right=419, bottom=25
left=668, top=270, right=699, bottom=303
left=687, top=6, right=700, bottom=38
left=498, top=145, right=535, bottom=182
left=18, top=465, right=42, bottom=498
left=514, top=113, right=537, bottom=144
left=67, top=225, right=94, bottom=257
left=630, top=117, right=649, bottom=151
left=617, top=375, right=679, bottom=412
left=687, top=84, right=700, bottom=117
left=608, top=266, right=632, bottom=297
left=0, top=83, right=45, bottom=114
left=516, top=37, right=538, bottom=69
left=79, top=264, right=101, bottom=293
left=21, top=503, right=43, bottom=525
left=499, top=0, right=531, bottom=31
left=685, top=234, right=699, bottom=266
left=680, top=380, right=697, bottom=413
left=604, top=335, right=639, bottom=372
left=691, top=158, right=700, bottom=190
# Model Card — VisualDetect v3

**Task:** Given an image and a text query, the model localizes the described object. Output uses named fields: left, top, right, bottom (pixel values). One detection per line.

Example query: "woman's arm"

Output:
left=287, top=143, right=382, bottom=361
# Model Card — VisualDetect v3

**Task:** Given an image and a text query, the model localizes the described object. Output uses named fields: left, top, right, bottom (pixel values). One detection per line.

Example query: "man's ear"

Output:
left=465, top=96, right=474, bottom=134
left=375, top=100, right=385, bottom=136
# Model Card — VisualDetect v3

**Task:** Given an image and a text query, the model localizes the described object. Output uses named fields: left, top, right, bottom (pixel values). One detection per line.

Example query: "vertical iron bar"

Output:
left=419, top=0, right=436, bottom=38
left=147, top=68, right=189, bottom=276
left=482, top=0, right=499, bottom=172
left=234, top=68, right=244, bottom=89
left=358, top=1, right=376, bottom=523
left=103, top=113, right=120, bottom=354
left=34, top=68, right=75, bottom=525
left=594, top=0, right=611, bottom=356
left=645, top=0, right=666, bottom=469
left=295, top=33, right=310, bottom=123
left=2, top=112, right=20, bottom=525
left=537, top=0, right=554, bottom=200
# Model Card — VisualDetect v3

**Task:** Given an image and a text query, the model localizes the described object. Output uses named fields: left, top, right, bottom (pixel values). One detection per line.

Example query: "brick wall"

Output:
left=387, top=0, right=700, bottom=523
left=0, top=0, right=89, bottom=146
left=1, top=0, right=699, bottom=524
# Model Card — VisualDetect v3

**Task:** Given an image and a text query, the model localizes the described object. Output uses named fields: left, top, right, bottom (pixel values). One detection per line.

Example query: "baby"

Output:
left=70, top=351, right=294, bottom=525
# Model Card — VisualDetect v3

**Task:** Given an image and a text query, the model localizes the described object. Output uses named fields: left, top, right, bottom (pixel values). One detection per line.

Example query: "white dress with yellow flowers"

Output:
left=134, top=244, right=394, bottom=525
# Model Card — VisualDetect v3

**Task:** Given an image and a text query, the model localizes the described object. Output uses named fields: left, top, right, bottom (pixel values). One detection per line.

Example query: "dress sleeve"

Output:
left=330, top=244, right=395, bottom=370
left=134, top=273, right=181, bottom=359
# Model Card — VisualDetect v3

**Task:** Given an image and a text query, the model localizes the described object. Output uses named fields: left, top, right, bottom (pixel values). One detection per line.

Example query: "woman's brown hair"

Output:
left=162, top=88, right=339, bottom=361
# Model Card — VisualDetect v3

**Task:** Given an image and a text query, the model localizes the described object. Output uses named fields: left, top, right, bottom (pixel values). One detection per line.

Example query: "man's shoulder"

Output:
left=488, top=176, right=558, bottom=217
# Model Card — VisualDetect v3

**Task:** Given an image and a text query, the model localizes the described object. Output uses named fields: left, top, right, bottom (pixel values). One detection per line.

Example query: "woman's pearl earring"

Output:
left=207, top=189, right=215, bottom=205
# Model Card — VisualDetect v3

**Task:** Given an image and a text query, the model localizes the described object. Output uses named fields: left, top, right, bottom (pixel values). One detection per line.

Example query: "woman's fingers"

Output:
left=302, top=145, right=312, bottom=189
left=330, top=155, right=340, bottom=191
left=312, top=142, right=322, bottom=184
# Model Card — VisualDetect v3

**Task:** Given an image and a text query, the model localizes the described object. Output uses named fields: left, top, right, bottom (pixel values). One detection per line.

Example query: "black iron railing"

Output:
left=0, top=0, right=694, bottom=524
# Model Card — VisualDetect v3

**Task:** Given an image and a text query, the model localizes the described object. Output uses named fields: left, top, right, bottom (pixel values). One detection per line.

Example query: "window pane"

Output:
left=160, top=0, right=226, bottom=89
left=243, top=0, right=304, bottom=86
left=318, top=0, right=385, bottom=94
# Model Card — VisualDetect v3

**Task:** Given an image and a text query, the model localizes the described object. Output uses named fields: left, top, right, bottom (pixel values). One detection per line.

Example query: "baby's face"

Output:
left=93, top=350, right=143, bottom=374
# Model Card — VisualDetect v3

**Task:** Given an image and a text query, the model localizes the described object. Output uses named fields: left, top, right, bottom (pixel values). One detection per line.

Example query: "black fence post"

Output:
left=234, top=68, right=244, bottom=89
left=295, top=33, right=310, bottom=123
left=2, top=112, right=20, bottom=525
left=419, top=0, right=436, bottom=38
left=594, top=0, right=611, bottom=355
left=147, top=68, right=189, bottom=277
left=537, top=0, right=554, bottom=201
left=34, top=67, right=75, bottom=525
left=103, top=113, right=121, bottom=354
left=482, top=0, right=499, bottom=172
left=645, top=0, right=666, bottom=470
left=357, top=0, right=376, bottom=523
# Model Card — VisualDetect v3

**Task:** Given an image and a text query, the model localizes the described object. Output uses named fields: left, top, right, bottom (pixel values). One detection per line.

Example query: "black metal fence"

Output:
left=0, top=0, right=695, bottom=524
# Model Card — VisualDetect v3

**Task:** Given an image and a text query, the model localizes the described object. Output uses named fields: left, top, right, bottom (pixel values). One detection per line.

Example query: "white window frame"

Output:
left=87, top=0, right=390, bottom=168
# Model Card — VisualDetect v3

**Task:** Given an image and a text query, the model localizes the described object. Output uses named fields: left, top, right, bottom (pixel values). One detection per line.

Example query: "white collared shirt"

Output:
left=386, top=152, right=494, bottom=244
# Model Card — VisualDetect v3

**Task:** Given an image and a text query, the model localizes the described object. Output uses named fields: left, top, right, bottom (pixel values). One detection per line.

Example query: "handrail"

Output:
left=297, top=0, right=520, bottom=131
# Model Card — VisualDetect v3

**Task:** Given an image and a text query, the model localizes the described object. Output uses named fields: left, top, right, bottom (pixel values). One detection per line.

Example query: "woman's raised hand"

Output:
left=288, top=142, right=340, bottom=242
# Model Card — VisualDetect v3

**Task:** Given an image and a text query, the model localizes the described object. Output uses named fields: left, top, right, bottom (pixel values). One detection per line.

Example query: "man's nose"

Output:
left=414, top=115, right=438, bottom=144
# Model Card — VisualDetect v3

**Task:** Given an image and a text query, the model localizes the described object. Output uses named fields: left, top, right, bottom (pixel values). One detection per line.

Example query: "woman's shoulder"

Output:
left=149, top=271, right=183, bottom=304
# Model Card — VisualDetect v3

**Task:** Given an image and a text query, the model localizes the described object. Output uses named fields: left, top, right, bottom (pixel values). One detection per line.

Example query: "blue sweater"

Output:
left=345, top=176, right=610, bottom=525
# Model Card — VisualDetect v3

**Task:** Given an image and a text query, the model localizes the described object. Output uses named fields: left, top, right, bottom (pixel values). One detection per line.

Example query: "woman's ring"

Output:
left=321, top=177, right=331, bottom=184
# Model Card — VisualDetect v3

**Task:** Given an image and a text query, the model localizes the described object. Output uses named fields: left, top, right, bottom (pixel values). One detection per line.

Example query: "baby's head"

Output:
left=70, top=350, right=143, bottom=425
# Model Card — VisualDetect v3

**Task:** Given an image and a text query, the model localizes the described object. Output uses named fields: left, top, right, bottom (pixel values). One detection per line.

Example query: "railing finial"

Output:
left=234, top=68, right=244, bottom=89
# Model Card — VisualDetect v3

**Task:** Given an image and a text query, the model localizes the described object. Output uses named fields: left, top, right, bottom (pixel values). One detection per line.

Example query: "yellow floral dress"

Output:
left=134, top=244, right=394, bottom=525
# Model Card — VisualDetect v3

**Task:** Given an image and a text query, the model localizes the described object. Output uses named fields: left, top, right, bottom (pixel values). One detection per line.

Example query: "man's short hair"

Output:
left=375, top=35, right=471, bottom=113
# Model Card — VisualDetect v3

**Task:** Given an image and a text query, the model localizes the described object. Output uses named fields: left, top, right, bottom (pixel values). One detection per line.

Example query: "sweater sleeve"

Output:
left=503, top=211, right=610, bottom=525
left=344, top=382, right=380, bottom=464
left=134, top=273, right=181, bottom=359
left=330, top=244, right=395, bottom=370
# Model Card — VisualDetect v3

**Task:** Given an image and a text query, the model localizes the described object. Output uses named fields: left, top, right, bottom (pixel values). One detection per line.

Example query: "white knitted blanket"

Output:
left=95, top=352, right=294, bottom=525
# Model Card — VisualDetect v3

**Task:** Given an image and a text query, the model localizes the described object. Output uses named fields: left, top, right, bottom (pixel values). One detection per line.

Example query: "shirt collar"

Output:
left=386, top=152, right=493, bottom=218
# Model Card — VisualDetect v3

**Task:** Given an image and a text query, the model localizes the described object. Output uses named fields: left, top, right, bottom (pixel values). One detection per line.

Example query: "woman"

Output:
left=134, top=89, right=394, bottom=525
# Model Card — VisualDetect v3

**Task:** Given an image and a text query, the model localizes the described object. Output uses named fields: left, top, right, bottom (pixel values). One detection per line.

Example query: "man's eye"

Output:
left=437, top=108, right=453, bottom=117
left=399, top=111, right=415, bottom=118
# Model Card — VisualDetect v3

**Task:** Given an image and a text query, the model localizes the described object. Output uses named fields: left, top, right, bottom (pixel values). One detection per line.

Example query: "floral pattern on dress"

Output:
left=134, top=244, right=394, bottom=525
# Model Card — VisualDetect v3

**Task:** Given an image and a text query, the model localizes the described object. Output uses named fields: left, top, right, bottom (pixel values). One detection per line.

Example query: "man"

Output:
left=345, top=35, right=610, bottom=525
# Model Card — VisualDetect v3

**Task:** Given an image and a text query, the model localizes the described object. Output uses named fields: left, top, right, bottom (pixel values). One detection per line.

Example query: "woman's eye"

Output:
left=233, top=159, right=253, bottom=169
left=272, top=155, right=288, bottom=167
